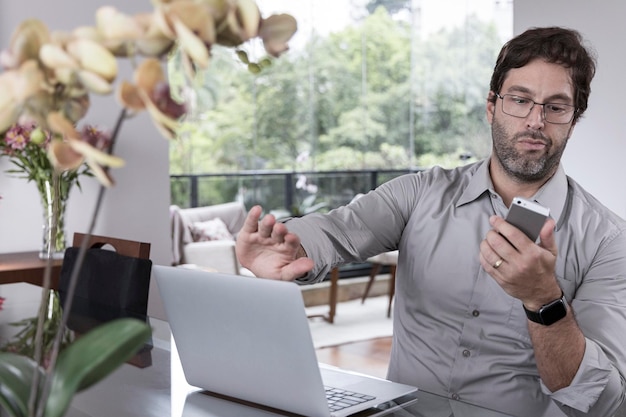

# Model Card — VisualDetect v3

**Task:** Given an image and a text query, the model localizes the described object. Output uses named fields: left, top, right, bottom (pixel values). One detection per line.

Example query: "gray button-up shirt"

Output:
left=285, top=159, right=626, bottom=417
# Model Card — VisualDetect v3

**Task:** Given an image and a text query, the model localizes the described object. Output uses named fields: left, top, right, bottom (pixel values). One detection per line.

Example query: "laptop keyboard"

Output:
left=325, top=386, right=376, bottom=412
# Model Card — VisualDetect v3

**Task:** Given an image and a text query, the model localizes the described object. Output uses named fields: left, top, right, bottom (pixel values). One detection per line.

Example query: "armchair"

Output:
left=170, top=202, right=249, bottom=275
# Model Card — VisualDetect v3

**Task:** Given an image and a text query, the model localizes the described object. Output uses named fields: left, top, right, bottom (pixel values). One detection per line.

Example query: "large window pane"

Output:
left=169, top=0, right=513, bottom=210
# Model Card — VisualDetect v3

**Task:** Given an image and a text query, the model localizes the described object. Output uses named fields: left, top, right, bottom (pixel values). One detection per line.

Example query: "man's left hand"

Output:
left=479, top=215, right=561, bottom=309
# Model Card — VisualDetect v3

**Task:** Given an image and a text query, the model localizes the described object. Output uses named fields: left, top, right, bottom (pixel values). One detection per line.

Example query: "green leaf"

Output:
left=0, top=318, right=150, bottom=417
left=0, top=353, right=43, bottom=417
left=45, top=318, right=151, bottom=417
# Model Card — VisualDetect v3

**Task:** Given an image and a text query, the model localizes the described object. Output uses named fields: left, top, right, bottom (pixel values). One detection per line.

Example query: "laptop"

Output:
left=153, top=265, right=417, bottom=417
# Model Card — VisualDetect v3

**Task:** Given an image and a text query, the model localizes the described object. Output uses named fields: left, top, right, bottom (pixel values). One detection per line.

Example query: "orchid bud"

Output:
left=236, top=50, right=249, bottom=64
left=247, top=62, right=261, bottom=74
left=30, top=127, right=46, bottom=144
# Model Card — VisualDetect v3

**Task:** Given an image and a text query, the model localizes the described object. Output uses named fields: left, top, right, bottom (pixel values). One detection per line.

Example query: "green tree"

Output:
left=169, top=9, right=503, bottom=175
left=366, top=0, right=411, bottom=15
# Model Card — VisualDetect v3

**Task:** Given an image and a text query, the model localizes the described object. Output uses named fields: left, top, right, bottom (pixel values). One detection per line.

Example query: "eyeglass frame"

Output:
left=494, top=93, right=578, bottom=124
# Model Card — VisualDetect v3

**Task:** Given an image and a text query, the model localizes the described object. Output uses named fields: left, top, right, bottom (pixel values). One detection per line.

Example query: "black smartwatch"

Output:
left=523, top=291, right=567, bottom=326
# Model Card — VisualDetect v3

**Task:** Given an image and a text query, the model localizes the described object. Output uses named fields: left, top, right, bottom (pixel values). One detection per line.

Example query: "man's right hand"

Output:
left=235, top=205, right=315, bottom=280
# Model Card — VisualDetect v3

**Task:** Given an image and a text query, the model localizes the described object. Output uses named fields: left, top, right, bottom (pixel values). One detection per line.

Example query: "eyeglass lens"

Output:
left=499, top=94, right=575, bottom=124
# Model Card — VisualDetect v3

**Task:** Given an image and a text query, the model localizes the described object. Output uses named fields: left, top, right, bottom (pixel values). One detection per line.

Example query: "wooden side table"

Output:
left=0, top=251, right=62, bottom=289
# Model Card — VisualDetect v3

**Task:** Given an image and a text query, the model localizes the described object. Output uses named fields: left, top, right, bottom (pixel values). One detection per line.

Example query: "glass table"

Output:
left=64, top=338, right=513, bottom=417
left=0, top=283, right=514, bottom=417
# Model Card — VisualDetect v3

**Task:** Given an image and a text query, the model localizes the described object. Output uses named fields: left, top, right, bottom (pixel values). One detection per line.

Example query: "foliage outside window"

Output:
left=169, top=0, right=513, bottom=211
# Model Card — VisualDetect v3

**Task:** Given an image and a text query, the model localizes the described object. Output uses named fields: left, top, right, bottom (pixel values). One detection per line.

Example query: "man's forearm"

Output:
left=528, top=306, right=585, bottom=391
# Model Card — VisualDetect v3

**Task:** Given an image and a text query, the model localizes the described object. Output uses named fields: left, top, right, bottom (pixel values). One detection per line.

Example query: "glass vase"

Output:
left=39, top=178, right=68, bottom=260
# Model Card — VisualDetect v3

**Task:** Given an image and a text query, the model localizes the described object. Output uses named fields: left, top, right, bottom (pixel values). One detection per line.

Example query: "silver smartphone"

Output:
left=504, top=197, right=550, bottom=242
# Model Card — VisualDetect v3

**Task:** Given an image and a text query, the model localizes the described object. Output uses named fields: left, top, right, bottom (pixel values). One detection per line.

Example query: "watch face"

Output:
left=539, top=298, right=567, bottom=325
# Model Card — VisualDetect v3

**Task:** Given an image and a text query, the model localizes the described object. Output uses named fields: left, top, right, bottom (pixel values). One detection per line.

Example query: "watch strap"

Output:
left=523, top=305, right=544, bottom=324
left=523, top=291, right=567, bottom=326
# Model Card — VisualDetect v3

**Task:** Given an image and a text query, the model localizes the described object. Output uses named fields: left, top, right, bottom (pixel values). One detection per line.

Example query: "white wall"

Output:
left=0, top=1, right=171, bottom=318
left=514, top=1, right=626, bottom=219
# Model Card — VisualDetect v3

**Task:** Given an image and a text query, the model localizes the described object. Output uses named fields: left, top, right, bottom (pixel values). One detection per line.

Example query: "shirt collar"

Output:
left=533, top=165, right=568, bottom=225
left=457, top=157, right=568, bottom=224
left=457, top=159, right=491, bottom=206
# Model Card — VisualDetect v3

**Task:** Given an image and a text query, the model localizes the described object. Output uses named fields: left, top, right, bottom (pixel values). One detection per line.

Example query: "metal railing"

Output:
left=170, top=168, right=421, bottom=213
left=170, top=168, right=421, bottom=279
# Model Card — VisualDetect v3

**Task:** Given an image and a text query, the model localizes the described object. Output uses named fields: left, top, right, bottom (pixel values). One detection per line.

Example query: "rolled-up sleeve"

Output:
left=286, top=214, right=338, bottom=284
left=546, top=218, right=626, bottom=416
left=542, top=338, right=624, bottom=415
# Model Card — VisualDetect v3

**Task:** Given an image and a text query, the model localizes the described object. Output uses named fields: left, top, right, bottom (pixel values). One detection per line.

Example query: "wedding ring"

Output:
left=493, top=258, right=503, bottom=269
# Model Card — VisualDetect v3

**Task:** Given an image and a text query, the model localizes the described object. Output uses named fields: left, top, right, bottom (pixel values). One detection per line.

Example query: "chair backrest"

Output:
left=59, top=233, right=153, bottom=327
left=73, top=232, right=151, bottom=259
left=60, top=233, right=154, bottom=367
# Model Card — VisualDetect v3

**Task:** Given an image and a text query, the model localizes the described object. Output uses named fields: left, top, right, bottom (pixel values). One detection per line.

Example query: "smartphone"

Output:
left=504, top=197, right=550, bottom=242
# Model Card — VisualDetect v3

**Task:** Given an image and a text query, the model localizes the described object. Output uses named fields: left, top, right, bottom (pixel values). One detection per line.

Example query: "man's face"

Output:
left=486, top=59, right=576, bottom=183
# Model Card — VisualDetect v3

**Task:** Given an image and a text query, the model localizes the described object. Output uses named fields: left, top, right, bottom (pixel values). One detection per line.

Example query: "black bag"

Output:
left=58, top=246, right=153, bottom=328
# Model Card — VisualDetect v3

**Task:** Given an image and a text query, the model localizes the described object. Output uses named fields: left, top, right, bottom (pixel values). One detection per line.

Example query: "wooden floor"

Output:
left=314, top=336, right=392, bottom=379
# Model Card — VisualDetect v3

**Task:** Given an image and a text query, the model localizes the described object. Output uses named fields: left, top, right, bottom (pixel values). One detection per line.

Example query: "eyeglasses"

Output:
left=495, top=93, right=577, bottom=124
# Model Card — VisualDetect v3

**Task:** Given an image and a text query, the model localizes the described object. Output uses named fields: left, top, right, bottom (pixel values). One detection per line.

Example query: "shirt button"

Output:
left=472, top=309, right=480, bottom=317
left=451, top=393, right=460, bottom=401
left=462, top=349, right=471, bottom=357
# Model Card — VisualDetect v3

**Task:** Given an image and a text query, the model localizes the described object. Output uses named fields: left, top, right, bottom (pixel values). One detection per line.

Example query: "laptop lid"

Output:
left=154, top=265, right=416, bottom=417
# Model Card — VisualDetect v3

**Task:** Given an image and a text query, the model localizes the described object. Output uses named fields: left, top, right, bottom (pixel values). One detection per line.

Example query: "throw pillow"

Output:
left=189, top=218, right=234, bottom=242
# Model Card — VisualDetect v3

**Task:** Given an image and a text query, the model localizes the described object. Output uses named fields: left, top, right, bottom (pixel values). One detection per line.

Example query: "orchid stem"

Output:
left=34, top=108, right=126, bottom=417
left=108, top=108, right=127, bottom=155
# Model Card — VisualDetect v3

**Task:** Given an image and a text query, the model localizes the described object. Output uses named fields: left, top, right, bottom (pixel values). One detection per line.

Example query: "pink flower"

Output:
left=4, top=124, right=31, bottom=151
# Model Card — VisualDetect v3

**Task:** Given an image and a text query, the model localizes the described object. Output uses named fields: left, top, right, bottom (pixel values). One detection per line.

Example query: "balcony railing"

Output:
left=170, top=168, right=421, bottom=214
left=170, top=168, right=421, bottom=279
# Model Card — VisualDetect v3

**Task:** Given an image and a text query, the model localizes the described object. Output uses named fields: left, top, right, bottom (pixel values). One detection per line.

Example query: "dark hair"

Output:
left=489, top=27, right=596, bottom=124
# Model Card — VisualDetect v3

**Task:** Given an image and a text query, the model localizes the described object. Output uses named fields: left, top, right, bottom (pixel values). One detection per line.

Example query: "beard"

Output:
left=491, top=116, right=568, bottom=183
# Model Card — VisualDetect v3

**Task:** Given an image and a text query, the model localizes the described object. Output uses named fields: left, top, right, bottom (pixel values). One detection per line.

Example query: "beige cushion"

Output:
left=170, top=202, right=247, bottom=265
left=189, top=218, right=234, bottom=242
left=183, top=241, right=239, bottom=274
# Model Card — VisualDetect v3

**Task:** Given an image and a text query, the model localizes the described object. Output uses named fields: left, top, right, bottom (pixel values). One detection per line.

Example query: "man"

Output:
left=235, top=27, right=626, bottom=416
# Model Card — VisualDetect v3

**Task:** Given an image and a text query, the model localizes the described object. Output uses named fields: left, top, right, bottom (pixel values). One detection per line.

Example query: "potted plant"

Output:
left=0, top=2, right=297, bottom=416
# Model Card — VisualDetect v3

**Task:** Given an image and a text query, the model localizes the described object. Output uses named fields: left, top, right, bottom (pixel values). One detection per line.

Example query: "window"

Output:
left=169, top=0, right=513, bottom=209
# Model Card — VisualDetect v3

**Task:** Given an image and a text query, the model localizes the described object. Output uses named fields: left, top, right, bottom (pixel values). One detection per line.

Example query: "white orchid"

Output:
left=0, top=1, right=297, bottom=187
left=0, top=3, right=297, bottom=417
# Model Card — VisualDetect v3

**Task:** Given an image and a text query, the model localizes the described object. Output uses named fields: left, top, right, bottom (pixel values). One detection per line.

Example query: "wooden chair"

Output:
left=59, top=232, right=152, bottom=367
left=307, top=267, right=339, bottom=323
left=73, top=232, right=151, bottom=259
left=361, top=251, right=398, bottom=318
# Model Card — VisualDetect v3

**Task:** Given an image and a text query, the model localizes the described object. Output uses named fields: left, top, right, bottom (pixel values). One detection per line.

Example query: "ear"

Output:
left=566, top=123, right=576, bottom=139
left=486, top=91, right=497, bottom=124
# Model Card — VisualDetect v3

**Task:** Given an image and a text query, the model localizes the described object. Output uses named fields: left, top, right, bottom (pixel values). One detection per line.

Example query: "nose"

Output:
left=526, top=103, right=545, bottom=129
